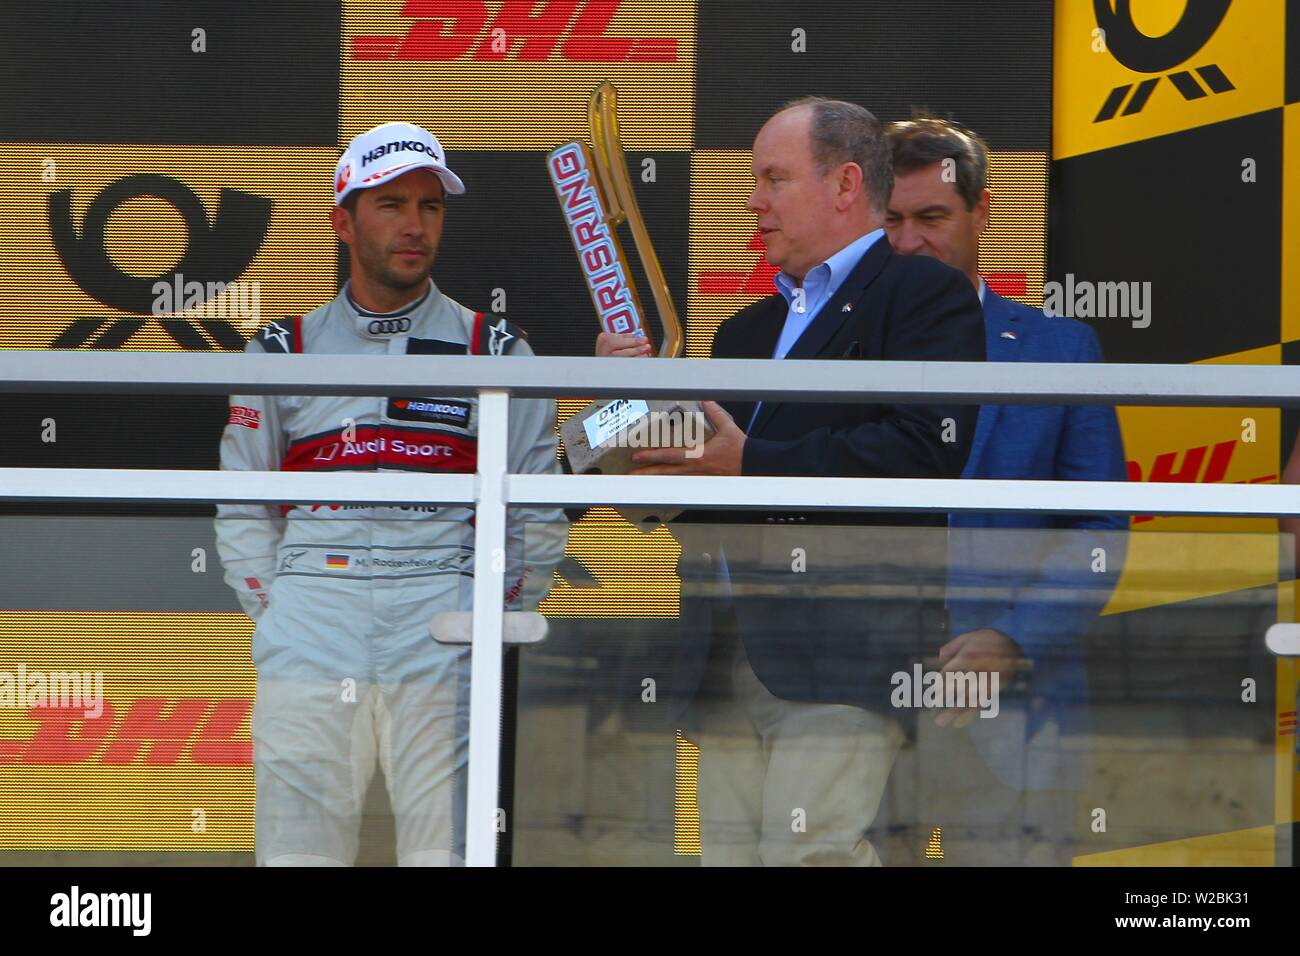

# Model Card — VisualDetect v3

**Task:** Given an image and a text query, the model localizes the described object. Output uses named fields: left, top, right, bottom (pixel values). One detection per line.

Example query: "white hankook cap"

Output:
left=334, top=121, right=466, bottom=205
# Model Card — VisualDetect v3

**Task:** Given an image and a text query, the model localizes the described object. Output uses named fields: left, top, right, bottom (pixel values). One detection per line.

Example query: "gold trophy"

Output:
left=549, top=82, right=713, bottom=526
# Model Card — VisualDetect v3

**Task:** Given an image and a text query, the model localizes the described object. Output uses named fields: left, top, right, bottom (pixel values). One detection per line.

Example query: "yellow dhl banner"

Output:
left=0, top=610, right=254, bottom=851
left=342, top=0, right=695, bottom=151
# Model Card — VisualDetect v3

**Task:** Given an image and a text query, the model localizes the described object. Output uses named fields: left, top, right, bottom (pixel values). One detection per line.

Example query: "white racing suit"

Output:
left=215, top=280, right=566, bottom=866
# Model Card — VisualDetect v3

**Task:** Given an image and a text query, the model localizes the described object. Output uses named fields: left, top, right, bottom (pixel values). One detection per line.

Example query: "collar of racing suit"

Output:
left=344, top=280, right=434, bottom=340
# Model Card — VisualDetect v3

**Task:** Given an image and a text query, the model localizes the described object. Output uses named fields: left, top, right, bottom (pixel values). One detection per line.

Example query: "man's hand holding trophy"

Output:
left=550, top=81, right=720, bottom=525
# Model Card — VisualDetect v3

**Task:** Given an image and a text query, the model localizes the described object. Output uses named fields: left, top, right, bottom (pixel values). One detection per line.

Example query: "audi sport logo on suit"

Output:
left=300, top=431, right=469, bottom=469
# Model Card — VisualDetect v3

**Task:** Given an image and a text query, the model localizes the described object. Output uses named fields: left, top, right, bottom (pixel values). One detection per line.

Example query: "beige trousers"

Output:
left=689, top=634, right=904, bottom=866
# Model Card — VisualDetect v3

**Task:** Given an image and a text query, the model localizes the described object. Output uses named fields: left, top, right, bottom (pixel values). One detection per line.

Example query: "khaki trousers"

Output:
left=688, top=633, right=904, bottom=866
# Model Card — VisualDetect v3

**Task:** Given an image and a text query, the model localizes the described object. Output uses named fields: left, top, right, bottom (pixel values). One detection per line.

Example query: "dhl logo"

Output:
left=696, top=230, right=778, bottom=297
left=1127, top=439, right=1277, bottom=524
left=0, top=699, right=251, bottom=767
left=352, top=0, right=677, bottom=62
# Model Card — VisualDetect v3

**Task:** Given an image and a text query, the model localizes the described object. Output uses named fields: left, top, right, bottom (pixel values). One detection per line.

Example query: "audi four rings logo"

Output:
left=368, top=317, right=411, bottom=334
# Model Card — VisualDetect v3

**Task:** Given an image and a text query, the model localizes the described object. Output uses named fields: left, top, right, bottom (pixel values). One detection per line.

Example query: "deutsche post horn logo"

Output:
left=1093, top=0, right=1235, bottom=122
left=47, top=173, right=271, bottom=349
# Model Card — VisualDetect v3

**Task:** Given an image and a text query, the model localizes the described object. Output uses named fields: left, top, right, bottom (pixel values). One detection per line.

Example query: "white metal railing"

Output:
left=6, top=352, right=1300, bottom=404
left=3, top=353, right=1300, bottom=866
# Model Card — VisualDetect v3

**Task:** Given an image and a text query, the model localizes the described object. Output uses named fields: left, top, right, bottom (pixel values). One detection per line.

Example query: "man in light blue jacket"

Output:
left=883, top=115, right=1128, bottom=865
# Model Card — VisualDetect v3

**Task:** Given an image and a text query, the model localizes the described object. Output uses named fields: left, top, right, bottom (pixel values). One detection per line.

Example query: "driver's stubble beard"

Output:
left=352, top=223, right=433, bottom=295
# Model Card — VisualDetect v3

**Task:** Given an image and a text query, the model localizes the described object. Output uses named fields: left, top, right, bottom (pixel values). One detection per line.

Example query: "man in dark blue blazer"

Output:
left=600, top=98, right=985, bottom=865
left=883, top=115, right=1128, bottom=864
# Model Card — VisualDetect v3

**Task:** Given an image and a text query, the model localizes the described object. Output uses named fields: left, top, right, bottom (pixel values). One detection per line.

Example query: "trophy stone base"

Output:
left=561, top=397, right=715, bottom=527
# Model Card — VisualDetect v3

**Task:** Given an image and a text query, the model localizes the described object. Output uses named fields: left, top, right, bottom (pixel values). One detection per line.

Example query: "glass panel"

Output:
left=0, top=512, right=480, bottom=867
left=4, top=388, right=1298, bottom=871
left=511, top=518, right=1297, bottom=867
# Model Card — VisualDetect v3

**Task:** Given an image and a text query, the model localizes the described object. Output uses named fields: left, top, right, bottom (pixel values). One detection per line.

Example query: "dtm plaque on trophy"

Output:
left=548, top=82, right=713, bottom=525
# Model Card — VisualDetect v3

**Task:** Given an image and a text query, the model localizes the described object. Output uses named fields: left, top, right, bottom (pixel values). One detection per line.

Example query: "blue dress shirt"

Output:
left=748, top=228, right=884, bottom=431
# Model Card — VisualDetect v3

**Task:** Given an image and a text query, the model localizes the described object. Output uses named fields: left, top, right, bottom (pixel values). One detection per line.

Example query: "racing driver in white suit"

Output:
left=215, top=122, right=566, bottom=866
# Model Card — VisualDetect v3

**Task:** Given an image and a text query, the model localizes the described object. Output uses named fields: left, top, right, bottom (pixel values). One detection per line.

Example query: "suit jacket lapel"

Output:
left=721, top=294, right=787, bottom=427
left=963, top=291, right=1021, bottom=474
left=983, top=290, right=1024, bottom=363
left=783, top=237, right=891, bottom=362
left=749, top=237, right=892, bottom=438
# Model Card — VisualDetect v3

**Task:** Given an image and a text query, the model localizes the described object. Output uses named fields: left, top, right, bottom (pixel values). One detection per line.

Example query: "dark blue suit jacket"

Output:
left=673, top=238, right=985, bottom=720
left=947, top=288, right=1128, bottom=790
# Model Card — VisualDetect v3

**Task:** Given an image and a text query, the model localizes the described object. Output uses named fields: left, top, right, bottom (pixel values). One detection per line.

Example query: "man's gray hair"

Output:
left=779, top=96, right=893, bottom=215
